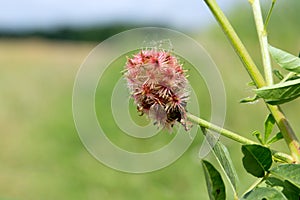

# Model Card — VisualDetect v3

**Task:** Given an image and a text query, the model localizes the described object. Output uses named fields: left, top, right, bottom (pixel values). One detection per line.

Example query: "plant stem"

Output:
left=268, top=105, right=300, bottom=163
left=250, top=0, right=273, bottom=85
left=203, top=0, right=265, bottom=87
left=248, top=1, right=299, bottom=162
left=187, top=113, right=255, bottom=144
left=203, top=0, right=300, bottom=163
left=186, top=113, right=293, bottom=163
left=265, top=0, right=277, bottom=28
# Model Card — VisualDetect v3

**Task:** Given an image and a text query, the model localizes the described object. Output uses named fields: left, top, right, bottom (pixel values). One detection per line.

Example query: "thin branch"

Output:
left=265, top=0, right=277, bottom=28
left=203, top=0, right=265, bottom=87
left=250, top=0, right=274, bottom=85
left=187, top=113, right=293, bottom=163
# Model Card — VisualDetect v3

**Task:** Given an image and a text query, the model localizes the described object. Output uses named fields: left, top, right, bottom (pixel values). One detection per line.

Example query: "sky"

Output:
left=0, top=0, right=246, bottom=31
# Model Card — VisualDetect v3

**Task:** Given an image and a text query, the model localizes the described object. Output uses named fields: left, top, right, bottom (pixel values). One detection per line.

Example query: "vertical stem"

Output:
left=265, top=0, right=277, bottom=28
left=249, top=0, right=300, bottom=162
left=202, top=0, right=300, bottom=163
left=268, top=105, right=300, bottom=163
left=203, top=0, right=265, bottom=88
left=250, top=0, right=273, bottom=85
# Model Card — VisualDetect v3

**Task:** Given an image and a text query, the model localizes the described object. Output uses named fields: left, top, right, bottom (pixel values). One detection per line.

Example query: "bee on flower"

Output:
left=124, top=49, right=191, bottom=131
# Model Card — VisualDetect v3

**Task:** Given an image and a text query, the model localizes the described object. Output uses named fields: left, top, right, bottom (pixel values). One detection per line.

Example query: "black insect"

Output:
left=166, top=106, right=183, bottom=127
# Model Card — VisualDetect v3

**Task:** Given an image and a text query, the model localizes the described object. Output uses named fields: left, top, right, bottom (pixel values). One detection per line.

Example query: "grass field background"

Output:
left=0, top=2, right=299, bottom=199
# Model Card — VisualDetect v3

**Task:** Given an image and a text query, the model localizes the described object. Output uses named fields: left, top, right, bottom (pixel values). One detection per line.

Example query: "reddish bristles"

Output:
left=124, top=49, right=191, bottom=131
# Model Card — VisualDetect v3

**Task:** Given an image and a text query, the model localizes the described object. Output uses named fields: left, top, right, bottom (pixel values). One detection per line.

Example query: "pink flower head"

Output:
left=124, top=49, right=191, bottom=131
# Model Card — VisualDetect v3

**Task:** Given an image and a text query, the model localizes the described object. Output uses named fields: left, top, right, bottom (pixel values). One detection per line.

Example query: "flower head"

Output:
left=124, top=49, right=191, bottom=131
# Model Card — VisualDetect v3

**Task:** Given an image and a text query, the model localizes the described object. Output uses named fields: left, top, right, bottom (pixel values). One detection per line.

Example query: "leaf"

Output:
left=240, top=95, right=258, bottom=104
left=267, top=132, right=283, bottom=145
left=255, top=78, right=300, bottom=105
left=264, top=114, right=275, bottom=143
left=282, top=181, right=300, bottom=199
left=242, top=144, right=272, bottom=177
left=266, top=177, right=300, bottom=200
left=265, top=176, right=285, bottom=190
left=273, top=69, right=284, bottom=80
left=202, top=160, right=226, bottom=200
left=269, top=45, right=300, bottom=73
left=270, top=164, right=300, bottom=188
left=241, top=187, right=288, bottom=200
left=247, top=81, right=256, bottom=86
left=252, top=130, right=264, bottom=144
left=212, top=142, right=238, bottom=193
left=203, top=130, right=239, bottom=194
left=213, top=141, right=238, bottom=192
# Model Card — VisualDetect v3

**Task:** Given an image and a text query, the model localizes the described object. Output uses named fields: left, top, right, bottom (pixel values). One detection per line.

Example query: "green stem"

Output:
left=265, top=0, right=277, bottom=28
left=187, top=113, right=293, bottom=163
left=268, top=105, right=300, bottom=163
left=203, top=0, right=265, bottom=87
left=250, top=0, right=273, bottom=85
left=248, top=1, right=299, bottom=162
left=203, top=0, right=300, bottom=163
left=187, top=113, right=254, bottom=144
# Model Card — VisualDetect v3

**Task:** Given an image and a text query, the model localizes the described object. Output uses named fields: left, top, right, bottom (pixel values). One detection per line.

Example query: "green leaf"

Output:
left=212, top=140, right=238, bottom=192
left=264, top=114, right=275, bottom=143
left=242, top=144, right=272, bottom=177
left=241, top=187, right=288, bottom=200
left=269, top=45, right=300, bottom=73
left=240, top=95, right=258, bottom=104
left=266, top=177, right=300, bottom=200
left=202, top=160, right=226, bottom=200
left=273, top=69, right=284, bottom=80
left=282, top=181, right=300, bottom=199
left=247, top=81, right=256, bottom=86
left=255, top=78, right=300, bottom=105
left=267, top=132, right=283, bottom=145
left=252, top=130, right=264, bottom=144
left=204, top=131, right=239, bottom=194
left=270, top=164, right=300, bottom=188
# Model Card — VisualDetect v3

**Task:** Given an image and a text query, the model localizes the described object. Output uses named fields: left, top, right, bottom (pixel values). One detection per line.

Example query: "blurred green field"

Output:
left=1, top=2, right=299, bottom=199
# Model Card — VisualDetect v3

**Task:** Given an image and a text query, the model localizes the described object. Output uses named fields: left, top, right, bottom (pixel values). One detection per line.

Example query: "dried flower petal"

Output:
left=124, top=49, right=191, bottom=131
